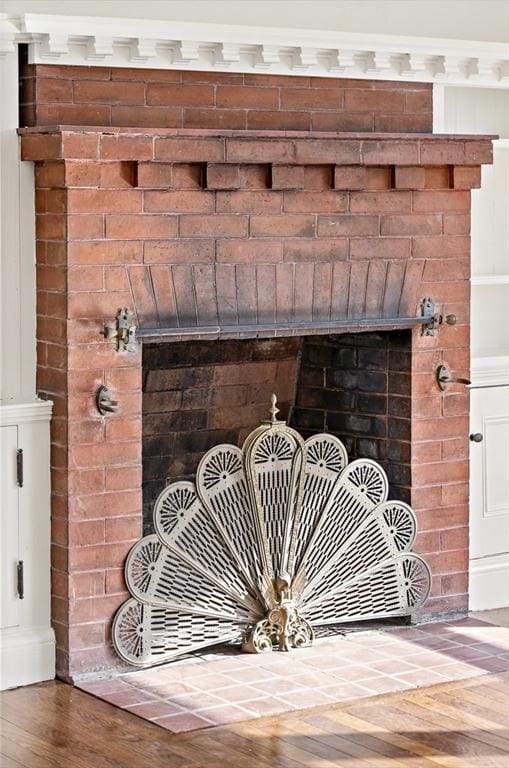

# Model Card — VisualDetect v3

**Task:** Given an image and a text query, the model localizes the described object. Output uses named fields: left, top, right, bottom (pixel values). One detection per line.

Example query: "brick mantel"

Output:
left=20, top=125, right=494, bottom=679
left=21, top=126, right=494, bottom=163
left=21, top=126, right=493, bottom=337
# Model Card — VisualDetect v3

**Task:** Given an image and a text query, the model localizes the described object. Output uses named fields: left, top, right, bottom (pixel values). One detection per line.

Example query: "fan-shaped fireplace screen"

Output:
left=113, top=395, right=430, bottom=666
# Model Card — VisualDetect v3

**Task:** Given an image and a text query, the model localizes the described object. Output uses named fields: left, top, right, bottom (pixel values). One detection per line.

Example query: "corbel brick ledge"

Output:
left=19, top=127, right=496, bottom=169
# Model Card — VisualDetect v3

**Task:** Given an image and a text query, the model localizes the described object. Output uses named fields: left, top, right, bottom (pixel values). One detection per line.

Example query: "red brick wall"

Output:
left=20, top=63, right=433, bottom=133
left=35, top=175, right=143, bottom=677
left=21, top=126, right=492, bottom=679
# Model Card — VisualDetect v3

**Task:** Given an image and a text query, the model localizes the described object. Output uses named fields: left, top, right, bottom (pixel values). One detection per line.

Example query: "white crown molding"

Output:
left=1, top=12, right=508, bottom=88
left=0, top=399, right=53, bottom=425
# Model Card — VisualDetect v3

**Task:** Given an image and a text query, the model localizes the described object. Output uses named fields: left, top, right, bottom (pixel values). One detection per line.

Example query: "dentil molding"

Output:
left=0, top=13, right=508, bottom=88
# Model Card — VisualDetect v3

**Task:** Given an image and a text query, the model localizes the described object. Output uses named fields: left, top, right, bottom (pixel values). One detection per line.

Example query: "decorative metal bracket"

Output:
left=420, top=297, right=440, bottom=336
left=103, top=308, right=136, bottom=352
left=420, top=298, right=458, bottom=337
left=96, top=386, right=119, bottom=415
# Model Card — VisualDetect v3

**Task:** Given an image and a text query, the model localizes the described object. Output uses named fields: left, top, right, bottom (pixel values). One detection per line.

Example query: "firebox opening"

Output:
left=142, top=331, right=412, bottom=535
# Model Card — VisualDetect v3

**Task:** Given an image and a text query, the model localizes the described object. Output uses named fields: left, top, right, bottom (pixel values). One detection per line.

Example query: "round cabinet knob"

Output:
left=470, top=433, right=483, bottom=443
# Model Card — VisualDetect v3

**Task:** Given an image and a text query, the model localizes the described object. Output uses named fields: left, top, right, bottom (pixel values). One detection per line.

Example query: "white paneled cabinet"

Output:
left=469, top=386, right=509, bottom=560
left=1, top=425, right=20, bottom=631
left=0, top=402, right=55, bottom=690
left=469, top=384, right=509, bottom=609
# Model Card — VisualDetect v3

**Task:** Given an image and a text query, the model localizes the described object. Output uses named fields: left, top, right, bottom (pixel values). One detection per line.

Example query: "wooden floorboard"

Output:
left=1, top=673, right=508, bottom=767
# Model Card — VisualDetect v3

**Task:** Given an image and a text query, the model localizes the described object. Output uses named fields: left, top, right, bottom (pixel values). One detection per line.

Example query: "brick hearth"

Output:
left=20, top=100, right=494, bottom=679
left=76, top=617, right=509, bottom=732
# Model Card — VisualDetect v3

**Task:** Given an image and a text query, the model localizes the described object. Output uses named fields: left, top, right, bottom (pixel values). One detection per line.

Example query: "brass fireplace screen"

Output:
left=113, top=396, right=430, bottom=666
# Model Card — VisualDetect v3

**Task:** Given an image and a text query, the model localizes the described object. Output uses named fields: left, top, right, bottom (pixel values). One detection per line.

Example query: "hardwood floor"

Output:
left=1, top=673, right=508, bottom=767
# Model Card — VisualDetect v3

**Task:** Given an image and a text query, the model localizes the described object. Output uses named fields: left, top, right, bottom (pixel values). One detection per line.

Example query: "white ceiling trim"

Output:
left=0, top=13, right=508, bottom=88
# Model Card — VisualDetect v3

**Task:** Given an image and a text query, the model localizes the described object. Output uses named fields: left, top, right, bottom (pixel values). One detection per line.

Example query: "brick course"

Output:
left=20, top=64, right=433, bottom=134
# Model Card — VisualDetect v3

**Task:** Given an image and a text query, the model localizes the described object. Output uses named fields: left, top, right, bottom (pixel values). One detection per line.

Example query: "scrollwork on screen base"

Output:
left=242, top=576, right=314, bottom=653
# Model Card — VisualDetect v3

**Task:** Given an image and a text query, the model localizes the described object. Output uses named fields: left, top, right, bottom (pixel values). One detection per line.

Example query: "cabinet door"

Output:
left=1, top=425, right=20, bottom=629
left=470, top=386, right=509, bottom=559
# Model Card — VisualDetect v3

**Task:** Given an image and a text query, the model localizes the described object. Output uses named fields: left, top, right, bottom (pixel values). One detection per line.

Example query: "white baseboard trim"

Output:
left=0, top=625, right=55, bottom=690
left=469, top=553, right=509, bottom=611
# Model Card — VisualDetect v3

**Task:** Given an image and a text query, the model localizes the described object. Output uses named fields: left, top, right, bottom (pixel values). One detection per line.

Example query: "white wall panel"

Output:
left=470, top=142, right=509, bottom=358
left=443, top=87, right=509, bottom=362
left=472, top=144, right=509, bottom=278
left=2, top=0, right=508, bottom=42
left=444, top=87, right=509, bottom=137
left=0, top=51, right=36, bottom=404
left=471, top=284, right=509, bottom=358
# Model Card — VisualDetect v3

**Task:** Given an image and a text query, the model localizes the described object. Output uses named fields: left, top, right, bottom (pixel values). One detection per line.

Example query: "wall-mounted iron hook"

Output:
left=96, top=386, right=119, bottom=415
left=436, top=364, right=471, bottom=392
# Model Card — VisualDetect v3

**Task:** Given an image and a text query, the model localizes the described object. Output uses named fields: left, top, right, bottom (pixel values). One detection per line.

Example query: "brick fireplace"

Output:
left=18, top=64, right=494, bottom=680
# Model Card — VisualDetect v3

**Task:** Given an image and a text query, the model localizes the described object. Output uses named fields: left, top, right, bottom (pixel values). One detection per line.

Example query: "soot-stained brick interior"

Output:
left=292, top=331, right=412, bottom=502
left=142, top=330, right=411, bottom=533
left=142, top=337, right=301, bottom=532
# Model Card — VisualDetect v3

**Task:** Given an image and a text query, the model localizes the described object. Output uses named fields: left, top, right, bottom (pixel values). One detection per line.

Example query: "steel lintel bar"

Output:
left=137, top=313, right=435, bottom=342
